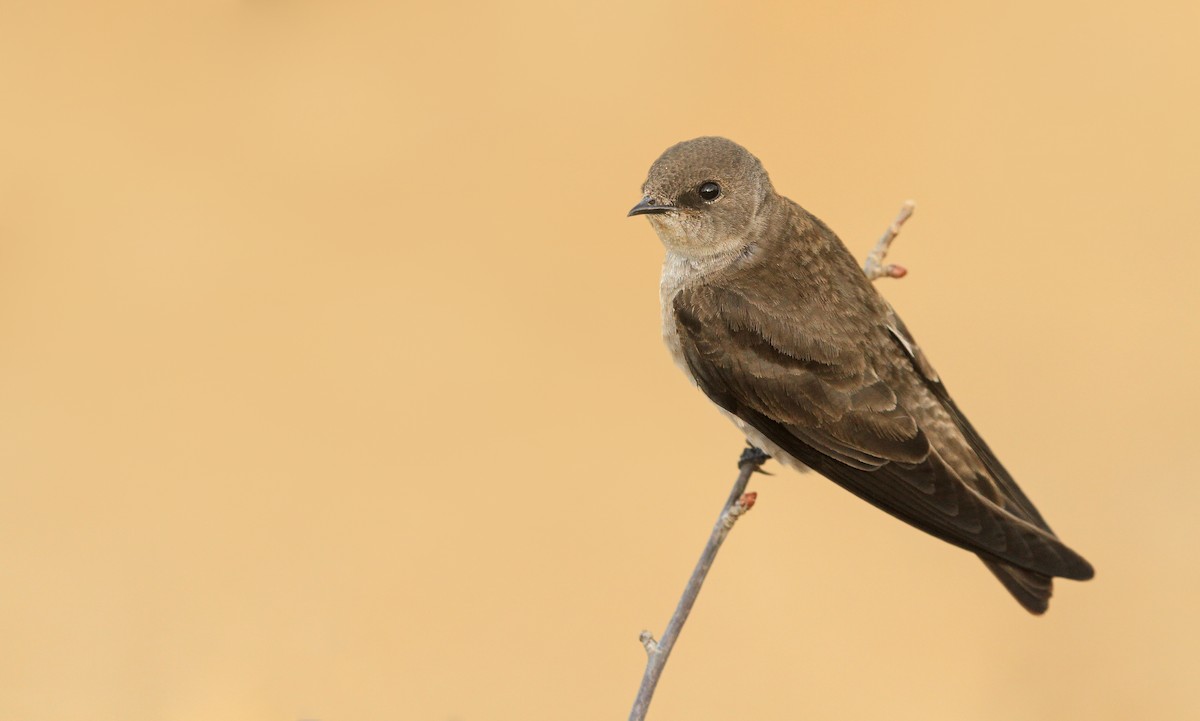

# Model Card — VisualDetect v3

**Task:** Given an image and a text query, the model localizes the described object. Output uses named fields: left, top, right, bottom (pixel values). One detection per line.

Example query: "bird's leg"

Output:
left=864, top=200, right=915, bottom=281
left=738, top=443, right=771, bottom=472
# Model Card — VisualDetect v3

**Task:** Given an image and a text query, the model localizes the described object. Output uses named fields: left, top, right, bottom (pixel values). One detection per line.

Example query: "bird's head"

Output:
left=628, top=136, right=775, bottom=257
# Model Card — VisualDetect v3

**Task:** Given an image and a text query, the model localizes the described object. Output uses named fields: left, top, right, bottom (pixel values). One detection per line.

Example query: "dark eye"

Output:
left=698, top=181, right=721, bottom=202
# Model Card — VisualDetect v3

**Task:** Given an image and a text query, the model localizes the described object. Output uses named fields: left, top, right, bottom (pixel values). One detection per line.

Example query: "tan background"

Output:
left=1, top=1, right=1198, bottom=719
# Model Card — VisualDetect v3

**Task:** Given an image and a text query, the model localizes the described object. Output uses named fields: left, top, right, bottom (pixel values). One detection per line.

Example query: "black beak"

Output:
left=627, top=196, right=672, bottom=217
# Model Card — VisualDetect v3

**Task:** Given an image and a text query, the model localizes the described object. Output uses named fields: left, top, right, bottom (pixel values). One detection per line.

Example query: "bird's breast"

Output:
left=659, top=253, right=696, bottom=378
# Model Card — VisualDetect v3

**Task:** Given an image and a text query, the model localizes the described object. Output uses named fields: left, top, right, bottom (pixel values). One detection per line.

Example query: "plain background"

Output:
left=2, top=2, right=1198, bottom=719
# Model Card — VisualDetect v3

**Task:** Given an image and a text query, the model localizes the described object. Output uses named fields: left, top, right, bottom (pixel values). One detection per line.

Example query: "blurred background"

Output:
left=1, top=1, right=1197, bottom=719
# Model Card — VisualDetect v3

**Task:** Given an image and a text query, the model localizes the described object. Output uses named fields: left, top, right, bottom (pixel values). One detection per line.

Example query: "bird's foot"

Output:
left=738, top=444, right=771, bottom=471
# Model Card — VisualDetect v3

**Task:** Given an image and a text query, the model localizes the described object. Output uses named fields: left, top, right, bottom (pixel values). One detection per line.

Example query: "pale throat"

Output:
left=648, top=215, right=751, bottom=269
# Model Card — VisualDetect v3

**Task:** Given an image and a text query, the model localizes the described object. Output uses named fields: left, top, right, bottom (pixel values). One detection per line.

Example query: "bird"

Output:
left=628, top=136, right=1093, bottom=613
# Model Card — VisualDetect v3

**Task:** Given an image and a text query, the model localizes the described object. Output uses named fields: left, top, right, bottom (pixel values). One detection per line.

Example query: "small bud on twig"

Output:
left=864, top=201, right=915, bottom=282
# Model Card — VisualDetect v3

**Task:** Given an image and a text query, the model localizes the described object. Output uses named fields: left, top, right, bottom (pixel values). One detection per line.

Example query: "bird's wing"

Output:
left=882, top=308, right=1051, bottom=529
left=673, top=284, right=1093, bottom=580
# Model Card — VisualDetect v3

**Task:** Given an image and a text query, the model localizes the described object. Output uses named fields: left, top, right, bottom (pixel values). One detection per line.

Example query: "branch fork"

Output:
left=864, top=200, right=915, bottom=281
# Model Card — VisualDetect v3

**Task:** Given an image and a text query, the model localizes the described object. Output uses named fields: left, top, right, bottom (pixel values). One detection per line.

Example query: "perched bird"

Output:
left=628, top=136, right=1093, bottom=613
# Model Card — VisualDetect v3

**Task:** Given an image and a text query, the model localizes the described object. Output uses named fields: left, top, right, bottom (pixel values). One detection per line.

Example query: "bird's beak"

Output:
left=627, top=196, right=672, bottom=217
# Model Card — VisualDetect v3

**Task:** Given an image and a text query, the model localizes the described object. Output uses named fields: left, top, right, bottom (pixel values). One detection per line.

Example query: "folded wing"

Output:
left=673, top=284, right=1094, bottom=584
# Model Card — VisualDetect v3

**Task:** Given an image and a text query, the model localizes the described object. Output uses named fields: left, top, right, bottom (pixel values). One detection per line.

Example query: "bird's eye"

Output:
left=698, top=181, right=721, bottom=202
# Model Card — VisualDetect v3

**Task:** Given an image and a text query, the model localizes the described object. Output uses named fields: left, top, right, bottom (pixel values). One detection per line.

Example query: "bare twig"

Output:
left=864, top=200, right=916, bottom=280
left=628, top=447, right=767, bottom=721
left=629, top=203, right=915, bottom=720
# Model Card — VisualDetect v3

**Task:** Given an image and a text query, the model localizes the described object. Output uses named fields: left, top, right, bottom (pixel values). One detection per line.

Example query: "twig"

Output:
left=628, top=446, right=768, bottom=721
left=629, top=203, right=915, bottom=720
left=864, top=200, right=916, bottom=280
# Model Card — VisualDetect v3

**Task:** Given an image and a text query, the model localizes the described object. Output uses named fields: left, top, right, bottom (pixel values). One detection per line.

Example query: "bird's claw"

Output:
left=738, top=444, right=771, bottom=470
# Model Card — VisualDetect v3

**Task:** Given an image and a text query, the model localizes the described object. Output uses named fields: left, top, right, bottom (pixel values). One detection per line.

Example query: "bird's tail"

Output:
left=981, top=559, right=1054, bottom=615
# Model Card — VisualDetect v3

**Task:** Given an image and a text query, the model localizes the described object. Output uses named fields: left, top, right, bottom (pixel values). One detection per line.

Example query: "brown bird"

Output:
left=628, top=136, right=1093, bottom=613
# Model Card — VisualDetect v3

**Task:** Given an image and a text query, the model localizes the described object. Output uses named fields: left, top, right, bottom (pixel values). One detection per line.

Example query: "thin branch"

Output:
left=628, top=447, right=767, bottom=721
left=864, top=200, right=916, bottom=280
left=629, top=202, right=915, bottom=721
